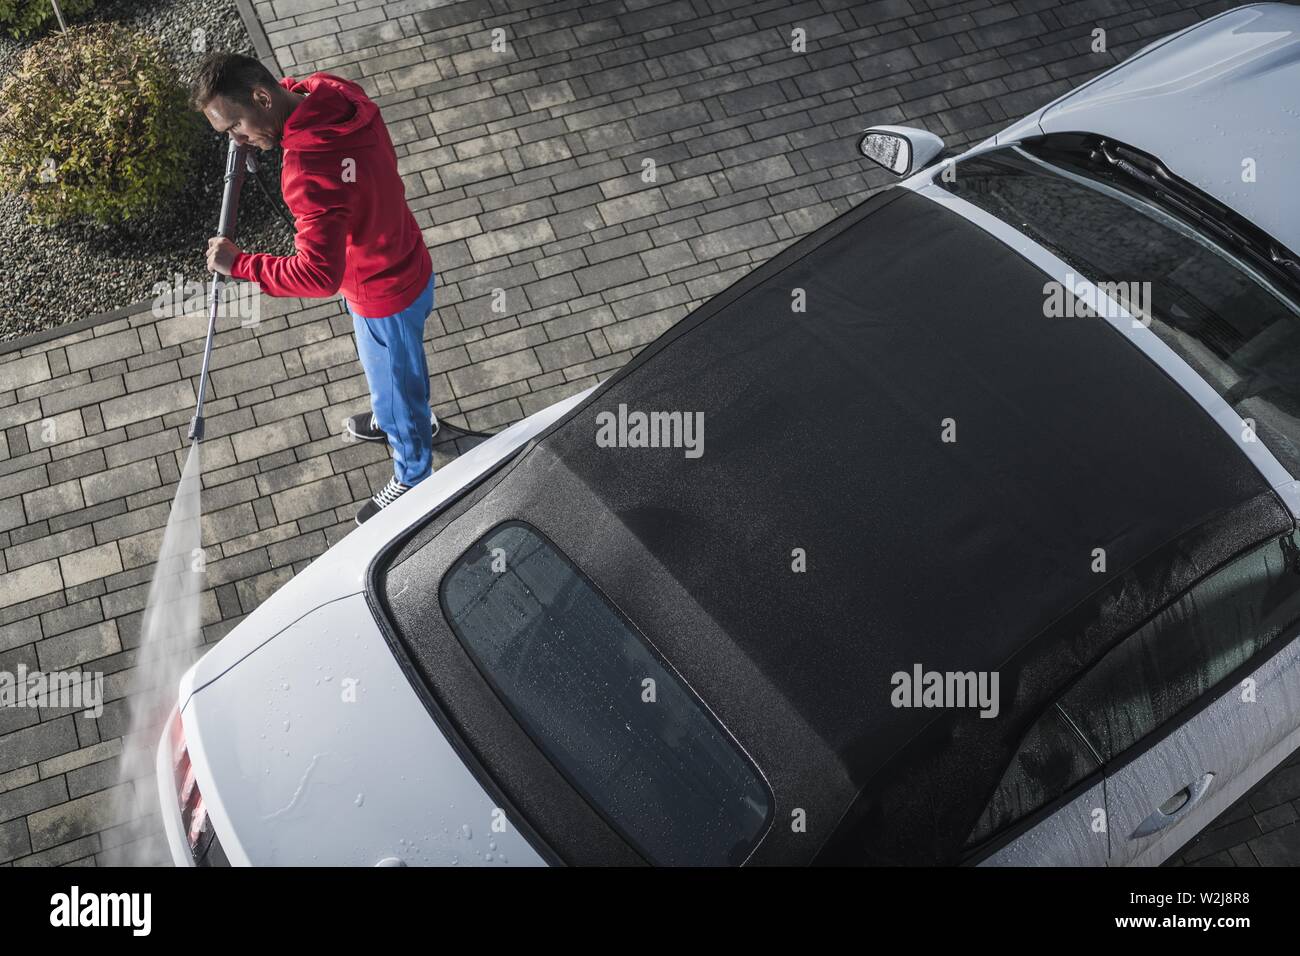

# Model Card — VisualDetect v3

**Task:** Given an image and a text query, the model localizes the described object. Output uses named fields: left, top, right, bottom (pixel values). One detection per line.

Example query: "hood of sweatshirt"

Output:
left=278, top=73, right=379, bottom=152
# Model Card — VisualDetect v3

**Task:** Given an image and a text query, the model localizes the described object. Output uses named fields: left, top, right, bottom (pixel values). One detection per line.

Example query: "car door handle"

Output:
left=1129, top=772, right=1215, bottom=839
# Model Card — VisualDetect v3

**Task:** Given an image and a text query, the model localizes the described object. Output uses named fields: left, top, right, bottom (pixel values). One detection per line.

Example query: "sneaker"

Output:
left=345, top=411, right=386, bottom=442
left=346, top=410, right=440, bottom=443
left=355, top=476, right=412, bottom=525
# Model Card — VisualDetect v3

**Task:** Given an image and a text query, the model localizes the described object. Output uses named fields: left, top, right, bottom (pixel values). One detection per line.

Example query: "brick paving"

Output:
left=2, top=0, right=1295, bottom=865
left=1169, top=747, right=1300, bottom=867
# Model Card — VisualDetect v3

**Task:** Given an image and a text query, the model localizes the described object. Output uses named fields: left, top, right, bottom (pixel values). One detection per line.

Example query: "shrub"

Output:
left=0, top=0, right=95, bottom=39
left=0, top=24, right=198, bottom=225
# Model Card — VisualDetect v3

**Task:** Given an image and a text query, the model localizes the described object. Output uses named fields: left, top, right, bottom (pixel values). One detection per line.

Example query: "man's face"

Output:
left=202, top=89, right=280, bottom=151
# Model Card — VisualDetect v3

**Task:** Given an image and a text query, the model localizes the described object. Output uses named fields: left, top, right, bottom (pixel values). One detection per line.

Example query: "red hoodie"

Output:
left=230, top=74, right=432, bottom=318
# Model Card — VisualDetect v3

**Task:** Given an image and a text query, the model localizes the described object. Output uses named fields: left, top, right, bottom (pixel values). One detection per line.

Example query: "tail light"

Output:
left=167, top=708, right=229, bottom=866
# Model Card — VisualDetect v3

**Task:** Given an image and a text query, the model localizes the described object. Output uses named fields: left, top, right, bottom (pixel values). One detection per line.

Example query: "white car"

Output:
left=159, top=2, right=1300, bottom=866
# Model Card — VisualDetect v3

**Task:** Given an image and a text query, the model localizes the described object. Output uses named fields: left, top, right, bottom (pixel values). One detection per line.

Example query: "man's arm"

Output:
left=227, top=162, right=352, bottom=298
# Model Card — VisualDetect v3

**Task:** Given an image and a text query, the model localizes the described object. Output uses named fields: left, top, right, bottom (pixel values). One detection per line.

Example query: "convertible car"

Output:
left=159, top=2, right=1300, bottom=866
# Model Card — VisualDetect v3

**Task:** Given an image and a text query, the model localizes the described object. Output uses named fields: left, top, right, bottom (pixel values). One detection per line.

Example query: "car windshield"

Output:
left=938, top=145, right=1300, bottom=474
left=439, top=520, right=772, bottom=865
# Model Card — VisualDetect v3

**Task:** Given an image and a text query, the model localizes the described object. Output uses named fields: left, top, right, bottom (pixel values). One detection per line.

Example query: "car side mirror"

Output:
left=856, top=125, right=946, bottom=176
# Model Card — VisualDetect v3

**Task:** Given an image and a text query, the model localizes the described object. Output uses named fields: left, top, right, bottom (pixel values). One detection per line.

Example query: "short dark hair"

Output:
left=190, top=53, right=279, bottom=110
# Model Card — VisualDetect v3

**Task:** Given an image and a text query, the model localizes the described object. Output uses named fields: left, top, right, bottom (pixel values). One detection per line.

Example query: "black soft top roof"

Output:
left=380, top=186, right=1287, bottom=864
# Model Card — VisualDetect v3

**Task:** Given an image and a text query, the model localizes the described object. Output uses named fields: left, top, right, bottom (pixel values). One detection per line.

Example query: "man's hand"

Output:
left=206, top=237, right=242, bottom=276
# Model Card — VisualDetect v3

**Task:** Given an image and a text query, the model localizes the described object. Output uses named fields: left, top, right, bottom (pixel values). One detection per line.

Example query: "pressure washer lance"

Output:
left=187, top=139, right=255, bottom=443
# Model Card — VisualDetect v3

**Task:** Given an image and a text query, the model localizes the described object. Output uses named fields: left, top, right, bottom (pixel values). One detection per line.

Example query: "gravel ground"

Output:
left=0, top=0, right=295, bottom=343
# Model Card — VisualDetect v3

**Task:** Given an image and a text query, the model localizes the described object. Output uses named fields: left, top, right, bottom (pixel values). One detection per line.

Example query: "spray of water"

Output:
left=111, top=440, right=207, bottom=865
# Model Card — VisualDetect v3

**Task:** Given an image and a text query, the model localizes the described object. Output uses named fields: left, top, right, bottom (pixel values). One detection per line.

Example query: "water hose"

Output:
left=188, top=139, right=254, bottom=443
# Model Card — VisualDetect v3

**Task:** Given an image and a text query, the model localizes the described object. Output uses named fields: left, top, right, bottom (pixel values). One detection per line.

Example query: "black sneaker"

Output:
left=355, top=476, right=412, bottom=525
left=346, top=410, right=440, bottom=443
left=346, top=411, right=386, bottom=442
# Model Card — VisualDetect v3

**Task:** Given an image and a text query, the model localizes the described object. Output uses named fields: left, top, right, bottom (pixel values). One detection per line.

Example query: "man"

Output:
left=191, top=52, right=436, bottom=525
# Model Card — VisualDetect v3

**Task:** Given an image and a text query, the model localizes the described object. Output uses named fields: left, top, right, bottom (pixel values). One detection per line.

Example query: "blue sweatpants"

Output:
left=346, top=274, right=435, bottom=486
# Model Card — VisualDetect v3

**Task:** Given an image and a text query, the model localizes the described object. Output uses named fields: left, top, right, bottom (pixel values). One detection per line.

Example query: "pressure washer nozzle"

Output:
left=188, top=416, right=204, bottom=442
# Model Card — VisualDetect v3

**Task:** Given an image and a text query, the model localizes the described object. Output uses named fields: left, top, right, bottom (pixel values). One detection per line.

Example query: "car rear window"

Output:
left=439, top=520, right=771, bottom=865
